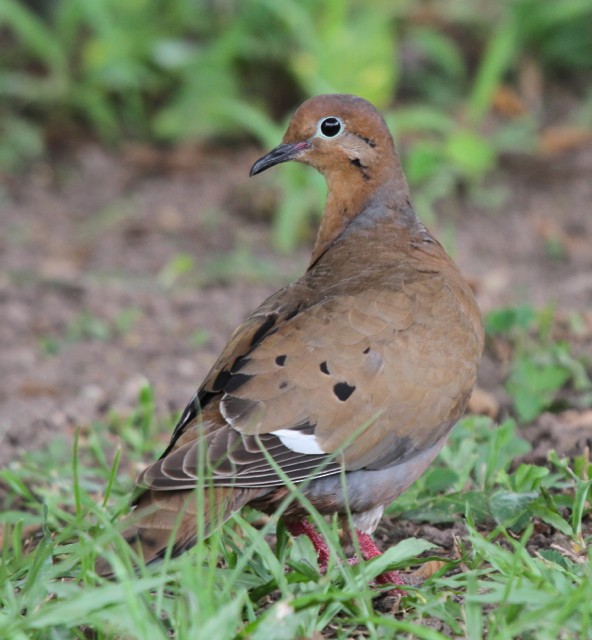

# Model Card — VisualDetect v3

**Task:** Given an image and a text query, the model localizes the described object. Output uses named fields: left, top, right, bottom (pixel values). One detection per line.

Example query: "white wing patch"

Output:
left=272, top=429, right=325, bottom=455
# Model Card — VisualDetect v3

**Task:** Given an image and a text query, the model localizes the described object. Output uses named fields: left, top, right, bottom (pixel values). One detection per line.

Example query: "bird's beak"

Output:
left=249, top=141, right=311, bottom=176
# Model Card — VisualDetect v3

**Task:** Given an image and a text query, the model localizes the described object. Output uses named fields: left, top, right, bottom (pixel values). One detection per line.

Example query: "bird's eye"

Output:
left=318, top=116, right=343, bottom=138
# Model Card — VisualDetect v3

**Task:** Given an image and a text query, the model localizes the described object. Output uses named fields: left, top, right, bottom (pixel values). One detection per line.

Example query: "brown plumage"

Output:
left=99, top=94, right=483, bottom=584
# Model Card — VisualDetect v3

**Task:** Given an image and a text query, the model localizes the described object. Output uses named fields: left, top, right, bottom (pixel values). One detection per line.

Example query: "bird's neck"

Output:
left=309, top=168, right=411, bottom=266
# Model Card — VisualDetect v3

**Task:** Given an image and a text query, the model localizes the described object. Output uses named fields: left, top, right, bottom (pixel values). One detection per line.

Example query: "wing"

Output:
left=138, top=271, right=482, bottom=492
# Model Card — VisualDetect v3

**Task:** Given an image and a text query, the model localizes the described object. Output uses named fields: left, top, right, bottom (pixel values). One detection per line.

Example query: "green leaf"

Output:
left=571, top=480, right=592, bottom=536
left=424, top=467, right=460, bottom=492
left=485, top=305, right=536, bottom=335
left=364, top=538, right=436, bottom=577
left=390, top=106, right=454, bottom=136
left=405, top=141, right=446, bottom=184
left=445, top=130, right=496, bottom=180
left=507, top=357, right=571, bottom=422
left=530, top=501, right=573, bottom=537
left=407, top=26, right=466, bottom=80
left=468, top=14, right=518, bottom=123
left=288, top=4, right=398, bottom=106
left=0, top=0, right=67, bottom=74
left=512, top=464, right=550, bottom=492
left=396, top=491, right=492, bottom=524
left=248, top=599, right=310, bottom=640
left=490, top=491, right=537, bottom=528
left=28, top=577, right=166, bottom=628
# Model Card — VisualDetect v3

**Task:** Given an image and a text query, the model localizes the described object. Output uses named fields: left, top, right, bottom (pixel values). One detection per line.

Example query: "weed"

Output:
left=486, top=304, right=592, bottom=422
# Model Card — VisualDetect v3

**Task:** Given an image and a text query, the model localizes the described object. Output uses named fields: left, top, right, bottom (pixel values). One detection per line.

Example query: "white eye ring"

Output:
left=316, top=116, right=344, bottom=139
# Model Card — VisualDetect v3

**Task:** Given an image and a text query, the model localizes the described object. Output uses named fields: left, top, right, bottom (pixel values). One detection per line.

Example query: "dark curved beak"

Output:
left=249, top=141, right=311, bottom=177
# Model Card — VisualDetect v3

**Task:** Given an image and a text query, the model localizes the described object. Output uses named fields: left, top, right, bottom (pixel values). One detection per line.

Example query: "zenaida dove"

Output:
left=100, top=94, right=484, bottom=587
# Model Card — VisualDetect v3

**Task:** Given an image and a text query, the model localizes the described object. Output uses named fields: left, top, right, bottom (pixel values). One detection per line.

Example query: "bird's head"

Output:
left=250, top=94, right=398, bottom=184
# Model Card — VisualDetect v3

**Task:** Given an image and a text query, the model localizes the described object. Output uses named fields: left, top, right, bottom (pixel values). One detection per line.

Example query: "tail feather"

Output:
left=96, top=486, right=258, bottom=576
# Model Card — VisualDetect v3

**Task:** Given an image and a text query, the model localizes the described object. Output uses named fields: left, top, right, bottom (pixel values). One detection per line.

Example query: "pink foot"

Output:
left=356, top=530, right=406, bottom=591
left=286, top=519, right=330, bottom=572
left=284, top=522, right=406, bottom=594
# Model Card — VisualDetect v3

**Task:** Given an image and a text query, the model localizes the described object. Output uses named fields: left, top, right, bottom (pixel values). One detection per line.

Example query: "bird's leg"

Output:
left=286, top=519, right=331, bottom=572
left=355, top=530, right=406, bottom=589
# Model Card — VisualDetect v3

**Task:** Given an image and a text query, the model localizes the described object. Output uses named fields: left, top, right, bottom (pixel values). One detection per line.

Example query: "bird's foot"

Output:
left=285, top=521, right=406, bottom=594
left=355, top=530, right=406, bottom=593
left=286, top=519, right=331, bottom=573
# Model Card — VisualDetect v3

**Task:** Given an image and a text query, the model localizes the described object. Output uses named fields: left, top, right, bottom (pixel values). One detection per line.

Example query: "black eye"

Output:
left=319, top=117, right=342, bottom=138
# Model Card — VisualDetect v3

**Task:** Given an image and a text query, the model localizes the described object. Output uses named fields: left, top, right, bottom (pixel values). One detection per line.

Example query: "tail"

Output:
left=95, top=486, right=255, bottom=576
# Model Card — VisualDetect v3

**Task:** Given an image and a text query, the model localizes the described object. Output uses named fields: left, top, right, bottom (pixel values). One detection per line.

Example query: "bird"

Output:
left=99, top=94, right=484, bottom=587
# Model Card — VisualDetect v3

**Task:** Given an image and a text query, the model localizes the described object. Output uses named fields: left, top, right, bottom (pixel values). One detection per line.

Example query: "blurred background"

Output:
left=2, top=0, right=592, bottom=461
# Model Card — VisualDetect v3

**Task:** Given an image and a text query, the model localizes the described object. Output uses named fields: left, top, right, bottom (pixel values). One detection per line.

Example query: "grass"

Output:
left=2, top=313, right=592, bottom=640
left=2, top=2, right=592, bottom=634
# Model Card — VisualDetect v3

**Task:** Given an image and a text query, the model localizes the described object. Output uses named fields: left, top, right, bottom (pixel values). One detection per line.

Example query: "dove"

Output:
left=99, top=94, right=483, bottom=587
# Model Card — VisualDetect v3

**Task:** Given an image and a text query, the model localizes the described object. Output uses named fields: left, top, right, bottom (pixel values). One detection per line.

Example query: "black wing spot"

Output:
left=231, top=355, right=250, bottom=372
left=334, top=382, right=356, bottom=401
left=279, top=381, right=288, bottom=389
left=275, top=355, right=287, bottom=366
left=212, top=369, right=232, bottom=391
left=250, top=313, right=278, bottom=347
left=363, top=346, right=370, bottom=354
left=225, top=373, right=254, bottom=393
left=320, top=361, right=330, bottom=375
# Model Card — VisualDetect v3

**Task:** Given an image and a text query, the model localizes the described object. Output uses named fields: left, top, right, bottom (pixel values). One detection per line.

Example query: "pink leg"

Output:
left=286, top=519, right=331, bottom=572
left=356, top=530, right=406, bottom=589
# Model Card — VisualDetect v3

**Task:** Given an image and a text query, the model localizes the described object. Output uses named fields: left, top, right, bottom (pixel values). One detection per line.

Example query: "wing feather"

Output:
left=139, top=268, right=482, bottom=492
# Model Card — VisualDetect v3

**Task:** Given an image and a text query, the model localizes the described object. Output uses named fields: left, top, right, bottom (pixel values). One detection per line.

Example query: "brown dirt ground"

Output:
left=2, top=142, right=592, bottom=573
